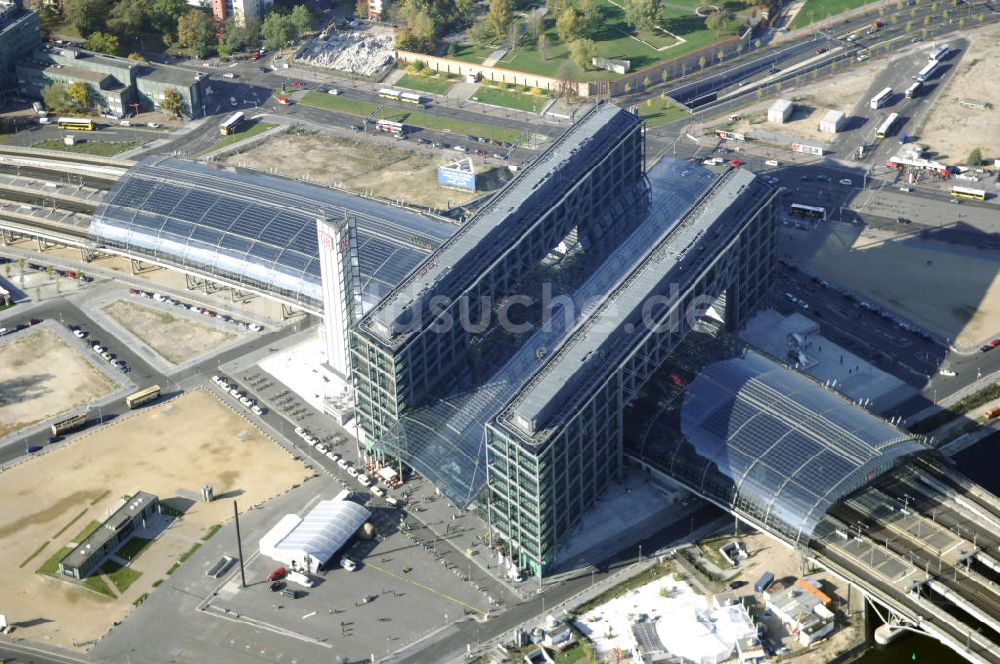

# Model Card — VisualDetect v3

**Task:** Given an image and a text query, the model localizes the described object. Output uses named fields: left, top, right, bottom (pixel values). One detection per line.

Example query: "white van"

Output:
left=385, top=496, right=400, bottom=508
left=287, top=571, right=316, bottom=587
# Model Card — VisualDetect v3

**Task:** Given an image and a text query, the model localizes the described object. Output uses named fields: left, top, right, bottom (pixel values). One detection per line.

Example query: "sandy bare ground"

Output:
left=0, top=329, right=117, bottom=437
left=0, top=389, right=311, bottom=650
left=919, top=26, right=1000, bottom=163
left=225, top=130, right=511, bottom=210
left=102, top=299, right=238, bottom=365
left=717, top=67, right=878, bottom=145
left=806, top=225, right=1000, bottom=347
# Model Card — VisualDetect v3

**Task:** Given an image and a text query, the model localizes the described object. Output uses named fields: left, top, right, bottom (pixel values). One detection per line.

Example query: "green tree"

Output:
left=151, top=0, right=188, bottom=34
left=64, top=0, right=111, bottom=36
left=705, top=10, right=731, bottom=35
left=128, top=52, right=147, bottom=61
left=569, top=38, right=596, bottom=69
left=355, top=0, right=369, bottom=18
left=555, top=59, right=582, bottom=94
left=487, top=0, right=513, bottom=38
left=260, top=13, right=295, bottom=52
left=67, top=81, right=92, bottom=111
left=967, top=148, right=982, bottom=167
left=660, top=68, right=668, bottom=84
left=41, top=82, right=72, bottom=114
left=220, top=17, right=254, bottom=55
left=454, top=0, right=474, bottom=25
left=698, top=55, right=706, bottom=70
left=85, top=31, right=121, bottom=55
left=289, top=5, right=313, bottom=36
left=160, top=88, right=185, bottom=117
left=526, top=11, right=544, bottom=40
left=578, top=0, right=602, bottom=36
left=395, top=0, right=437, bottom=52
left=623, top=0, right=659, bottom=32
left=469, top=18, right=494, bottom=46
left=108, top=0, right=151, bottom=39
left=556, top=8, right=583, bottom=42
left=642, top=75, right=651, bottom=89
left=537, top=32, right=549, bottom=60
left=177, top=9, right=217, bottom=57
left=25, top=0, right=61, bottom=34
left=716, top=49, right=725, bottom=62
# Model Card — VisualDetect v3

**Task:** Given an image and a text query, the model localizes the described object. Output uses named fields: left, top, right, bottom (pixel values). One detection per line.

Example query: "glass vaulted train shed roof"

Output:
left=672, top=351, right=928, bottom=544
left=89, top=157, right=457, bottom=312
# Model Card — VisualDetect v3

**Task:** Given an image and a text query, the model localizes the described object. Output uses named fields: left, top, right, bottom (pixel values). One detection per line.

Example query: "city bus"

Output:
left=876, top=112, right=899, bottom=139
left=219, top=111, right=245, bottom=136
left=904, top=82, right=921, bottom=99
left=869, top=87, right=892, bottom=110
left=789, top=204, right=827, bottom=221
left=377, top=88, right=423, bottom=105
left=929, top=44, right=949, bottom=61
left=950, top=186, right=986, bottom=201
left=914, top=60, right=938, bottom=83
left=57, top=117, right=94, bottom=131
left=126, top=385, right=161, bottom=409
left=50, top=413, right=87, bottom=436
left=375, top=119, right=406, bottom=136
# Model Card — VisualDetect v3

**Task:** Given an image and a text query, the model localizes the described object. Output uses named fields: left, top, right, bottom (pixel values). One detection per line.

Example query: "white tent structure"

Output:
left=259, top=498, right=371, bottom=571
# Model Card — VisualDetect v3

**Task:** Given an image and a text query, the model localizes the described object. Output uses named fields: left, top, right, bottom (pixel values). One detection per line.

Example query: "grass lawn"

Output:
left=790, top=0, right=876, bottom=29
left=637, top=96, right=689, bottom=127
left=396, top=73, right=453, bottom=95
left=32, top=139, right=142, bottom=156
left=450, top=43, right=499, bottom=64
left=201, top=524, right=223, bottom=541
left=179, top=542, right=202, bottom=563
left=300, top=91, right=523, bottom=143
left=36, top=546, right=73, bottom=575
left=497, top=0, right=748, bottom=81
left=117, top=536, right=153, bottom=562
left=200, top=120, right=276, bottom=155
left=83, top=574, right=116, bottom=597
left=101, top=559, right=143, bottom=594
left=472, top=85, right=548, bottom=112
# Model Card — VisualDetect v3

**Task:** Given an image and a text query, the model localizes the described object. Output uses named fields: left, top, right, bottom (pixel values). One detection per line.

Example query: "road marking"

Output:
left=364, top=560, right=485, bottom=615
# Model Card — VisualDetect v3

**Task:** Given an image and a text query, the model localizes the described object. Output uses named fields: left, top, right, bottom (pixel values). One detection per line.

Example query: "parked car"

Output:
left=340, top=556, right=357, bottom=572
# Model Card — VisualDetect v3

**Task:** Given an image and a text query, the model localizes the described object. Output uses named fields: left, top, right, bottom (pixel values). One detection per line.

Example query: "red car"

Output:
left=816, top=47, right=828, bottom=54
left=276, top=97, right=291, bottom=105
left=251, top=51, right=261, bottom=61
left=291, top=81, right=304, bottom=86
left=729, top=159, right=743, bottom=166
left=267, top=567, right=287, bottom=582
left=991, top=339, right=1000, bottom=348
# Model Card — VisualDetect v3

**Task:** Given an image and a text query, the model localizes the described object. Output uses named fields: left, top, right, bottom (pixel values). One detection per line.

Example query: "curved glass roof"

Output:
left=671, top=352, right=926, bottom=543
left=89, top=157, right=456, bottom=310
left=372, top=157, right=718, bottom=507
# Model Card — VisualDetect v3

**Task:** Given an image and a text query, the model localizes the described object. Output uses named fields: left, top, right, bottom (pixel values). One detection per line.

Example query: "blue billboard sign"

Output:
left=437, top=165, right=476, bottom=191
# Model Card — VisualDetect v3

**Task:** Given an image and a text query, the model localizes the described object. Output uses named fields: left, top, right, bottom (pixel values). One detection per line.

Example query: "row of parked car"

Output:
left=0, top=256, right=94, bottom=282
left=75, top=327, right=131, bottom=374
left=213, top=375, right=265, bottom=416
left=129, top=289, right=264, bottom=331
left=293, top=426, right=396, bottom=503
left=0, top=317, right=42, bottom=336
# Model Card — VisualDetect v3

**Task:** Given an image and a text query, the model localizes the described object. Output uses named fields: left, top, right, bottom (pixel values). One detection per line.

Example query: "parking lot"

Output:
left=0, top=324, right=120, bottom=438
left=208, top=492, right=496, bottom=663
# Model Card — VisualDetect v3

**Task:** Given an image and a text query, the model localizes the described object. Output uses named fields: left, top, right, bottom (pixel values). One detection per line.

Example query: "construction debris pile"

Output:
left=295, top=30, right=395, bottom=77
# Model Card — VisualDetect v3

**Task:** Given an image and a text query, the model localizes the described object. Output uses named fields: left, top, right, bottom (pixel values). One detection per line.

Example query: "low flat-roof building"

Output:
left=819, top=109, right=845, bottom=134
left=58, top=492, right=160, bottom=580
left=768, top=99, right=793, bottom=124
left=17, top=47, right=211, bottom=118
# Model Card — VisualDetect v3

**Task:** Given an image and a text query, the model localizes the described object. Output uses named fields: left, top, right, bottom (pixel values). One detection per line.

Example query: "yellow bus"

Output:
left=57, top=117, right=95, bottom=131
left=950, top=186, right=986, bottom=201
left=126, top=385, right=161, bottom=409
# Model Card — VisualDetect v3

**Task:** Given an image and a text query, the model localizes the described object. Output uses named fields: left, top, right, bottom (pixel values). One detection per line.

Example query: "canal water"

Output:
left=853, top=430, right=1000, bottom=663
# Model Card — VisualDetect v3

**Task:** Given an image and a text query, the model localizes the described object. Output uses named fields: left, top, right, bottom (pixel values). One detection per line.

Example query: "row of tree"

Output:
left=29, top=0, right=315, bottom=60
left=40, top=79, right=186, bottom=117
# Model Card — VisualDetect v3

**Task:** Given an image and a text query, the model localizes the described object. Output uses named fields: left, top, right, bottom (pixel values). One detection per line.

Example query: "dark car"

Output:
left=729, top=580, right=746, bottom=590
left=280, top=588, right=300, bottom=598
left=48, top=435, right=62, bottom=444
left=28, top=318, right=42, bottom=325
left=269, top=581, right=285, bottom=592
left=815, top=47, right=827, bottom=54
